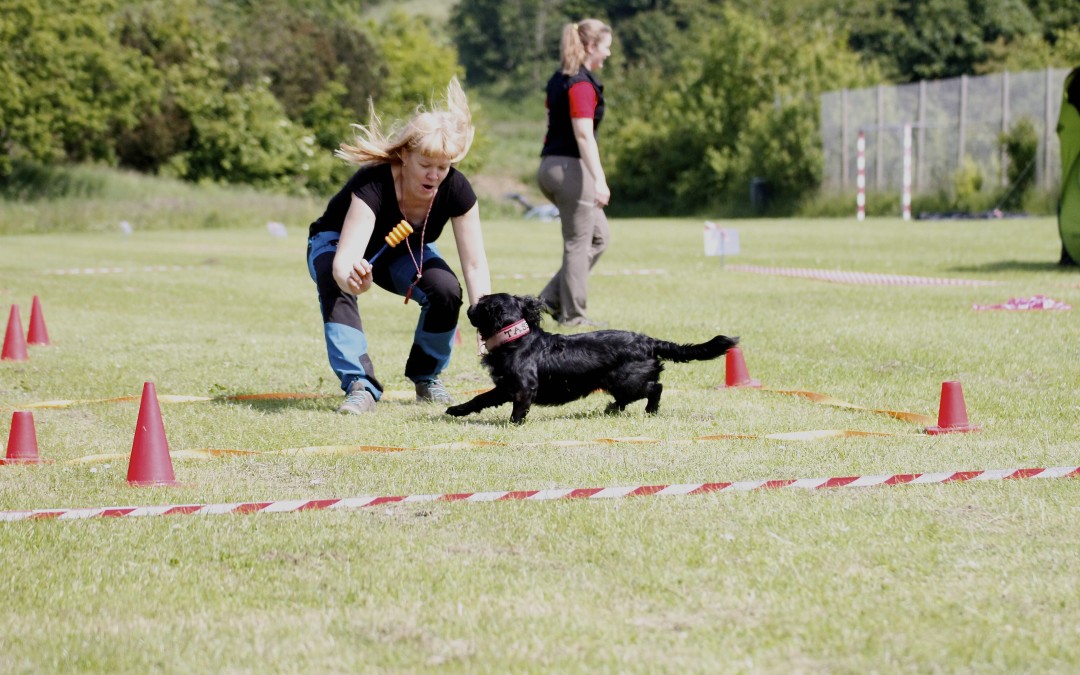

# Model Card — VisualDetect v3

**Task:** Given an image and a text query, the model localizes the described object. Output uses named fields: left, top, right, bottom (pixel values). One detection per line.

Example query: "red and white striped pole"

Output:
left=856, top=131, right=866, bottom=221
left=901, top=124, right=912, bottom=221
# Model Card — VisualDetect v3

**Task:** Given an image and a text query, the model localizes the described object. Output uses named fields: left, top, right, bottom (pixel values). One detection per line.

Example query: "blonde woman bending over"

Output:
left=537, top=19, right=613, bottom=328
left=307, top=77, right=491, bottom=414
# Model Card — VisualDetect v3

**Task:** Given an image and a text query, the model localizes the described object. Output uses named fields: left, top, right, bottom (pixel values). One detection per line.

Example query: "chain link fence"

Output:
left=820, top=68, right=1071, bottom=196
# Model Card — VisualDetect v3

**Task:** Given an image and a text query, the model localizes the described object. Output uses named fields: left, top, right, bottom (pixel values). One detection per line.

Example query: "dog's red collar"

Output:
left=484, top=319, right=530, bottom=351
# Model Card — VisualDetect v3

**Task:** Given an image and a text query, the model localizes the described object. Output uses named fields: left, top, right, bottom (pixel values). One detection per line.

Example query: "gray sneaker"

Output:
left=338, top=382, right=376, bottom=415
left=415, top=378, right=454, bottom=404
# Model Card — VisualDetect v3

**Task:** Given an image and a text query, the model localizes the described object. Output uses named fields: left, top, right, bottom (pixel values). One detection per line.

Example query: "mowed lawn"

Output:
left=1, top=212, right=1078, bottom=672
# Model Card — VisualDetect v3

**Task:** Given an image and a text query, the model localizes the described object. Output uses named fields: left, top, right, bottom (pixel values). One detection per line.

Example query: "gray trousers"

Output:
left=536, top=155, right=610, bottom=322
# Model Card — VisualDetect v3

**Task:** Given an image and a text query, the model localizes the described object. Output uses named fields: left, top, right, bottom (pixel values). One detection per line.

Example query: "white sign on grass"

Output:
left=704, top=221, right=739, bottom=257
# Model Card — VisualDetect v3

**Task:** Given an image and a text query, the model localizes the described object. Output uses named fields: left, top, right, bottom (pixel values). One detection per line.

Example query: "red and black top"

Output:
left=541, top=68, right=605, bottom=159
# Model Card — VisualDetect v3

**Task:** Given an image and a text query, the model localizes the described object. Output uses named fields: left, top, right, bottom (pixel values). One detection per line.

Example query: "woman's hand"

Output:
left=334, top=195, right=378, bottom=296
left=571, top=117, right=609, bottom=208
left=595, top=179, right=611, bottom=207
left=334, top=257, right=373, bottom=296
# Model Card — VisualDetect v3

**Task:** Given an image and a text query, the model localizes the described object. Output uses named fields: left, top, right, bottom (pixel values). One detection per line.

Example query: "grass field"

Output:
left=2, top=206, right=1079, bottom=671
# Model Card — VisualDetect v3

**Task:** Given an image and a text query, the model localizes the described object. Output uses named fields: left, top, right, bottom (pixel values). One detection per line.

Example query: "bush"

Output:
left=952, top=156, right=987, bottom=212
left=0, top=161, right=107, bottom=201
left=1, top=0, right=468, bottom=198
left=605, top=7, right=874, bottom=216
left=998, top=117, right=1038, bottom=210
left=163, top=83, right=342, bottom=195
left=0, top=0, right=159, bottom=175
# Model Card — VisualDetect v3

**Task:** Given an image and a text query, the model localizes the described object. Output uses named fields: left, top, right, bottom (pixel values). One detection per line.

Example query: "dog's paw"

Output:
left=445, top=404, right=468, bottom=417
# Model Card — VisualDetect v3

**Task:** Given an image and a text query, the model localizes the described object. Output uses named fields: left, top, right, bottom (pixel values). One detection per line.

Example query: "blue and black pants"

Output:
left=307, top=231, right=462, bottom=399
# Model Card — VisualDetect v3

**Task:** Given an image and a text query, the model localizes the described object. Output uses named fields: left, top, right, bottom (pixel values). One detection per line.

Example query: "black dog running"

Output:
left=447, top=293, right=738, bottom=424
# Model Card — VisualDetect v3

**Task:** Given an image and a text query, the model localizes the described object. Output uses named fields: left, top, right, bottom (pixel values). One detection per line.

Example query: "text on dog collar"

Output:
left=484, top=319, right=530, bottom=351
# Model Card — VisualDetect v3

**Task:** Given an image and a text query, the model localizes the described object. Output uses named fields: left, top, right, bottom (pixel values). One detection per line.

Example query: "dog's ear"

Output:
left=466, top=297, right=494, bottom=334
left=519, top=295, right=545, bottom=328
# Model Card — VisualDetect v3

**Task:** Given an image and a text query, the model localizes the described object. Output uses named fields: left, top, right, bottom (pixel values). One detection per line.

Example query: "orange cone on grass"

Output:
left=721, top=346, right=762, bottom=388
left=127, top=382, right=180, bottom=486
left=3, top=411, right=44, bottom=465
left=925, top=380, right=981, bottom=435
left=27, top=295, right=50, bottom=346
left=2, top=305, right=28, bottom=361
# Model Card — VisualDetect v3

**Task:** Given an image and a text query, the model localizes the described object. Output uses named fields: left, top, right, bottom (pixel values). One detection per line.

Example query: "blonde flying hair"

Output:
left=560, top=18, right=612, bottom=75
left=336, top=77, right=475, bottom=166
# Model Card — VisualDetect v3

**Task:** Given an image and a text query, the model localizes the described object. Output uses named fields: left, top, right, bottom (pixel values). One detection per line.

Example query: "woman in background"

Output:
left=536, top=18, right=613, bottom=328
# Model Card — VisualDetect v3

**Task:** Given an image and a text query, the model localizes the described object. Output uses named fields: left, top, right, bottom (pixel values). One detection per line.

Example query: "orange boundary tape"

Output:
left=765, top=388, right=936, bottom=426
left=0, top=391, right=435, bottom=410
left=5, top=386, right=936, bottom=426
left=5, top=385, right=937, bottom=466
left=55, top=429, right=924, bottom=465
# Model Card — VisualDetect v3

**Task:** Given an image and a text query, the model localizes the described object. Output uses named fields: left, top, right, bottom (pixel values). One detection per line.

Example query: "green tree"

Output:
left=979, top=25, right=1080, bottom=72
left=113, top=0, right=222, bottom=173
left=1054, top=28, right=1080, bottom=64
left=0, top=0, right=157, bottom=175
left=114, top=0, right=342, bottom=193
left=450, top=0, right=576, bottom=94
left=1, top=0, right=475, bottom=195
left=607, top=7, right=873, bottom=214
left=1021, top=0, right=1080, bottom=40
left=451, top=0, right=1078, bottom=96
left=370, top=11, right=464, bottom=119
left=843, top=0, right=1041, bottom=81
left=224, top=1, right=384, bottom=123
left=167, top=82, right=337, bottom=193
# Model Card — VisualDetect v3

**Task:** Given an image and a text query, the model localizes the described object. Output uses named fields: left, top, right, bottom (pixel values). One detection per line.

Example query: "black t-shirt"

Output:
left=309, top=163, right=477, bottom=260
left=541, top=68, right=605, bottom=158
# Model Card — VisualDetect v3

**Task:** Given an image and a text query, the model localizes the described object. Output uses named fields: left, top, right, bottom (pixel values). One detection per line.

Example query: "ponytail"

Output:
left=559, top=19, right=611, bottom=75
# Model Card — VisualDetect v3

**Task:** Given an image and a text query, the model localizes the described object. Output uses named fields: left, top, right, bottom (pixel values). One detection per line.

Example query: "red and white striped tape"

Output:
left=3, top=466, right=1075, bottom=523
left=726, top=265, right=998, bottom=287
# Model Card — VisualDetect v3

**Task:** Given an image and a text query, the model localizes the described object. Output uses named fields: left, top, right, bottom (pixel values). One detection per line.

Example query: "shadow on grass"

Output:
left=949, top=259, right=1078, bottom=274
left=211, top=395, right=332, bottom=414
left=440, top=404, right=625, bottom=428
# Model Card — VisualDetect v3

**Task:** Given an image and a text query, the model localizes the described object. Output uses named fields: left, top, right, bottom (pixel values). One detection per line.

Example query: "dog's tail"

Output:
left=652, top=335, right=739, bottom=362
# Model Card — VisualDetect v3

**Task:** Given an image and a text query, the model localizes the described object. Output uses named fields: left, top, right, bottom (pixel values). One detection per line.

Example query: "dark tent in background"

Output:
left=1059, top=67, right=1080, bottom=266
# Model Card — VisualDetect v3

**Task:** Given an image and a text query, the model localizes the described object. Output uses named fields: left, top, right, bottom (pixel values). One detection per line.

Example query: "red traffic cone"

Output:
left=925, top=381, right=981, bottom=435
left=2, top=411, right=44, bottom=465
left=454, top=326, right=463, bottom=346
left=719, top=346, right=761, bottom=388
left=2, top=305, right=28, bottom=361
left=127, top=382, right=180, bottom=486
left=27, top=296, right=50, bottom=346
